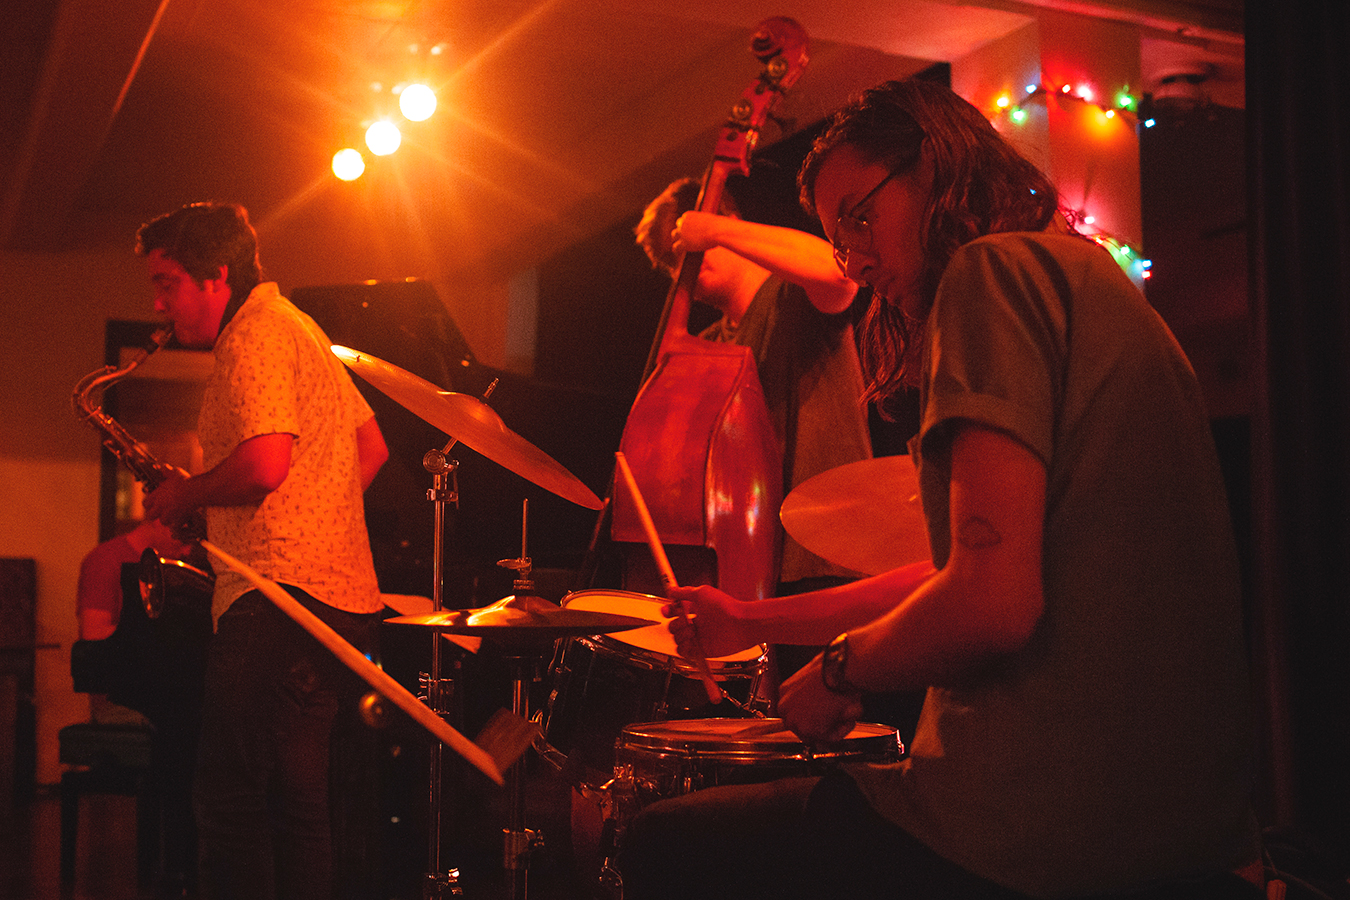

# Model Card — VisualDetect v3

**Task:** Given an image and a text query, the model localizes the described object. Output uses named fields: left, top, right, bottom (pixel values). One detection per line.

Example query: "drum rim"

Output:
left=615, top=718, right=903, bottom=761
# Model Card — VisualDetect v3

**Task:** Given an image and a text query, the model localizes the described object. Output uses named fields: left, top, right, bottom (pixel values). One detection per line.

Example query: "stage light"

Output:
left=332, top=148, right=365, bottom=181
left=399, top=83, right=437, bottom=122
left=365, top=120, right=402, bottom=156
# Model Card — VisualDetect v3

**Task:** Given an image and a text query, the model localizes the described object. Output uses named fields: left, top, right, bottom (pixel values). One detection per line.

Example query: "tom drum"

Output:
left=543, top=590, right=768, bottom=779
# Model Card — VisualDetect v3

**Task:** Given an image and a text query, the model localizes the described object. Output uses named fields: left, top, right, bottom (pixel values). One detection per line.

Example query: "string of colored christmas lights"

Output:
left=990, top=81, right=1148, bottom=127
left=986, top=80, right=1154, bottom=283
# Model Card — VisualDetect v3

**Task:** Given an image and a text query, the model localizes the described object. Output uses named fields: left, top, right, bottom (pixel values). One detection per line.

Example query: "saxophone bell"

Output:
left=138, top=547, right=214, bottom=619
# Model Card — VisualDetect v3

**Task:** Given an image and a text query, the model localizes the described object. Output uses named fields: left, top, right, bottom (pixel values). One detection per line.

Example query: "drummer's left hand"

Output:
left=778, top=654, right=864, bottom=744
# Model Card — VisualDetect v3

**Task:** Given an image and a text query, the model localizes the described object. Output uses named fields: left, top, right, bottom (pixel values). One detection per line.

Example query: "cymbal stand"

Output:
left=421, top=443, right=463, bottom=899
left=498, top=500, right=545, bottom=900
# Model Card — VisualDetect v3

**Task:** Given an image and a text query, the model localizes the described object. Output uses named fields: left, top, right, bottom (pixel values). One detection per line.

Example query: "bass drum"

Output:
left=543, top=590, right=768, bottom=780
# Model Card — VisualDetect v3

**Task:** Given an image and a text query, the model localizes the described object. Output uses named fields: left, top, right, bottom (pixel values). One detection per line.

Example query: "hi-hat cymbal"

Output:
left=386, top=594, right=656, bottom=647
left=332, top=345, right=601, bottom=510
left=780, top=455, right=930, bottom=577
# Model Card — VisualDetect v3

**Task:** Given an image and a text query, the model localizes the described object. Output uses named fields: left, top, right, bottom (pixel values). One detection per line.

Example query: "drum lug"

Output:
left=503, top=827, right=542, bottom=871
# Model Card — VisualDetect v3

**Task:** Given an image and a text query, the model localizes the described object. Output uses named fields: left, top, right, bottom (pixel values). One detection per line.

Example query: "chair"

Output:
left=58, top=719, right=160, bottom=886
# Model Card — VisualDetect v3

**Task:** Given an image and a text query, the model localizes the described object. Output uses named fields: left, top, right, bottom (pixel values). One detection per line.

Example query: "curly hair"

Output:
left=799, top=79, right=1065, bottom=405
left=635, top=177, right=741, bottom=276
left=136, top=202, right=264, bottom=303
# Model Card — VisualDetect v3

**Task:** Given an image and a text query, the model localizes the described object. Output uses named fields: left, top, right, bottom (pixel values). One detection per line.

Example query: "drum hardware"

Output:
left=498, top=501, right=546, bottom=900
left=420, top=437, right=466, bottom=898
left=334, top=346, right=621, bottom=898
left=389, top=501, right=654, bottom=900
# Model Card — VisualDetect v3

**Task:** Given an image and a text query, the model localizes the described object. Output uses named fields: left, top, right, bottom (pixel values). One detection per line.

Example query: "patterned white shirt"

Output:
left=199, top=282, right=382, bottom=623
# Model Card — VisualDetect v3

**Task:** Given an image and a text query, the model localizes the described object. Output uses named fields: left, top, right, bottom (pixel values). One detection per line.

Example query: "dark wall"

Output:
left=1246, top=0, right=1350, bottom=867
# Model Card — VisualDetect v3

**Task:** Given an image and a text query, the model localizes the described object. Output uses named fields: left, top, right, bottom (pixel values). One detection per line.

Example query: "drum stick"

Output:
left=201, top=540, right=505, bottom=785
left=613, top=452, right=723, bottom=705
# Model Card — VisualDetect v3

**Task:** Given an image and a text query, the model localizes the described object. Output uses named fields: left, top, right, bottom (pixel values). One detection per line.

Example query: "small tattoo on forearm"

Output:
left=957, top=516, right=1002, bottom=549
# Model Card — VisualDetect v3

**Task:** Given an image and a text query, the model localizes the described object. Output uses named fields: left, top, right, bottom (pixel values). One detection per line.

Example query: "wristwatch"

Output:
left=821, top=632, right=860, bottom=694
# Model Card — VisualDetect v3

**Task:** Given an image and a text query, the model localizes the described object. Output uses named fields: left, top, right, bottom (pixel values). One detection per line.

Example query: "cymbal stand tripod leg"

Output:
left=422, top=448, right=463, bottom=899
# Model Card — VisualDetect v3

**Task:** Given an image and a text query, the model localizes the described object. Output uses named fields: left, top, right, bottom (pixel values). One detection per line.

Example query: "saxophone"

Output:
left=72, top=326, right=214, bottom=616
left=72, top=326, right=183, bottom=489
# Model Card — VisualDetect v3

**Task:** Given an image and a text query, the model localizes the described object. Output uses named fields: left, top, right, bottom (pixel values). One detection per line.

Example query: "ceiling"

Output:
left=2, top=0, right=1244, bottom=284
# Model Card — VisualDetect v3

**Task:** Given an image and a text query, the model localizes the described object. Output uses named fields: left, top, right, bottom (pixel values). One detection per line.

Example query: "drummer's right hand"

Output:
left=664, top=584, right=756, bottom=659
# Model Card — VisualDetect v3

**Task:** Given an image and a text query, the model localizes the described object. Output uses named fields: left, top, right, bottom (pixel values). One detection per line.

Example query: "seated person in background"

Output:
left=76, top=517, right=193, bottom=722
left=619, top=78, right=1259, bottom=900
left=74, top=517, right=203, bottom=894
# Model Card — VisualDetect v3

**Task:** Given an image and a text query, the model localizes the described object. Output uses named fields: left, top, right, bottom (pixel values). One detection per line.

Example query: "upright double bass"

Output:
left=610, top=17, right=810, bottom=603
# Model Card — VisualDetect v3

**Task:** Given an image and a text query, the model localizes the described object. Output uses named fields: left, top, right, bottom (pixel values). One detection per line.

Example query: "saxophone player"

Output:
left=136, top=202, right=389, bottom=900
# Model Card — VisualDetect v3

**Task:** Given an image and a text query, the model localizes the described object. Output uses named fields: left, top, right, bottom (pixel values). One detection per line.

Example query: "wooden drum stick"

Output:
left=613, top=452, right=723, bottom=705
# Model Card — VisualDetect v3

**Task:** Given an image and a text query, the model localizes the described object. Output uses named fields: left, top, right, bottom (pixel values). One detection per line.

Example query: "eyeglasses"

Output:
left=830, top=169, right=899, bottom=272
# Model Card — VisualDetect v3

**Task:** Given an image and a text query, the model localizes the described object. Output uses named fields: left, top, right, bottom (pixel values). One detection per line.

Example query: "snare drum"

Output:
left=543, top=590, right=768, bottom=777
left=587, top=718, right=903, bottom=890
left=613, top=717, right=903, bottom=806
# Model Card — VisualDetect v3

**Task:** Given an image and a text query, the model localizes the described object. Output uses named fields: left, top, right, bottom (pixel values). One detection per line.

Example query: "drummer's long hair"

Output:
left=799, top=78, right=1065, bottom=409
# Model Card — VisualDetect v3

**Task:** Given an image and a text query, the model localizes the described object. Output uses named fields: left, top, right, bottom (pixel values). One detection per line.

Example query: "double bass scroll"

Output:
left=645, top=16, right=810, bottom=375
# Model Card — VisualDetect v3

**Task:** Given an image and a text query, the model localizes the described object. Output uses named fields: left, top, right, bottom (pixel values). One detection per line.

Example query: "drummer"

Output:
left=635, top=177, right=874, bottom=599
left=619, top=79, right=1259, bottom=899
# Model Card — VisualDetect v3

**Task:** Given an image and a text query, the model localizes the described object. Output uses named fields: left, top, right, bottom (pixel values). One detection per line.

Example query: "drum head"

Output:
left=562, top=590, right=763, bottom=664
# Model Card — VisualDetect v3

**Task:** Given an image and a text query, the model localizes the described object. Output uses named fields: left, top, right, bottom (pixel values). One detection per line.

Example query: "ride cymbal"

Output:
left=780, top=455, right=930, bottom=577
left=332, top=345, right=601, bottom=510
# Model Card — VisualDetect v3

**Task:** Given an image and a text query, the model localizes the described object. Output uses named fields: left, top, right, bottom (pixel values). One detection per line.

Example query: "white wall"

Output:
left=1, top=233, right=151, bottom=783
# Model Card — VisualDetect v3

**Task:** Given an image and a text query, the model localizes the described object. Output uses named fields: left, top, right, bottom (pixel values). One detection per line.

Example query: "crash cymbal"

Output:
left=332, top=345, right=601, bottom=510
left=780, top=455, right=930, bottom=577
left=386, top=594, right=656, bottom=647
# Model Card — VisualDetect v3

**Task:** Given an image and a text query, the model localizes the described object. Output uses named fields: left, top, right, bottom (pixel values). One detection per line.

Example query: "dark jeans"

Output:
left=617, top=770, right=1263, bottom=900
left=193, top=588, right=377, bottom=900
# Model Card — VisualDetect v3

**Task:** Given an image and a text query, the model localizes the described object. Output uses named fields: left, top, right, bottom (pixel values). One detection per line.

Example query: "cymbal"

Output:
left=780, top=455, right=930, bottom=577
left=386, top=594, right=656, bottom=647
left=332, top=345, right=602, bottom=510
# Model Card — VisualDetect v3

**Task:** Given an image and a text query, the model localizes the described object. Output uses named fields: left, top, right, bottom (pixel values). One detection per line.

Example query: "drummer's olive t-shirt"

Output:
left=848, top=233, right=1255, bottom=897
